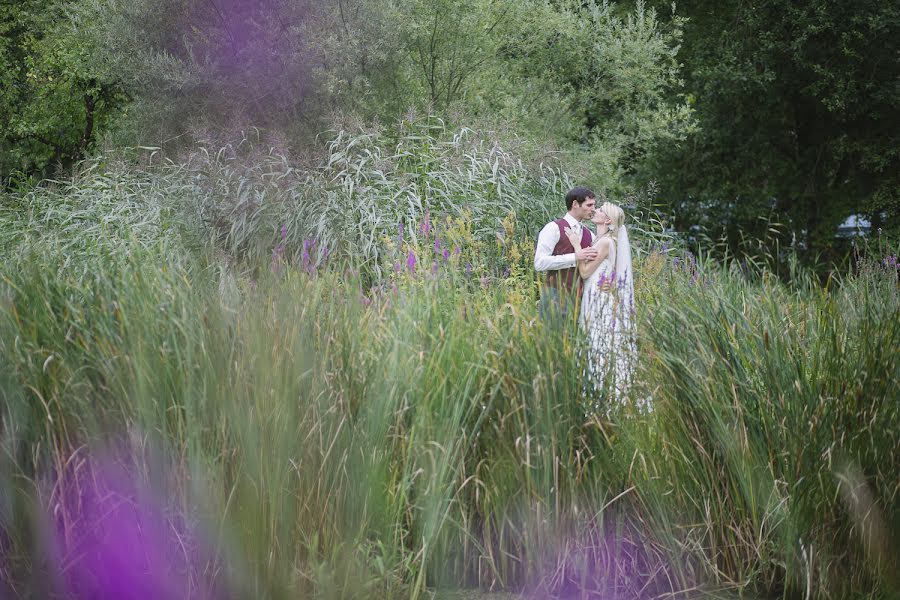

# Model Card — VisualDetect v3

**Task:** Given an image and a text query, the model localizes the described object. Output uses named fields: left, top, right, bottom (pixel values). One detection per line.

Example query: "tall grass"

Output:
left=1, top=125, right=898, bottom=599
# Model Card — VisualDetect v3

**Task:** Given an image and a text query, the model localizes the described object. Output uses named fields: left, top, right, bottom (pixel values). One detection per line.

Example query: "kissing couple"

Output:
left=534, top=187, right=639, bottom=408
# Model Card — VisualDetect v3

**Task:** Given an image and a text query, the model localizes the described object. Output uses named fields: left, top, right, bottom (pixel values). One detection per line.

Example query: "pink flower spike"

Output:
left=406, top=250, right=417, bottom=273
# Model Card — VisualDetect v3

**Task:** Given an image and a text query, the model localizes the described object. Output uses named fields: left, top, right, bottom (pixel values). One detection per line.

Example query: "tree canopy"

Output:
left=644, top=0, right=900, bottom=256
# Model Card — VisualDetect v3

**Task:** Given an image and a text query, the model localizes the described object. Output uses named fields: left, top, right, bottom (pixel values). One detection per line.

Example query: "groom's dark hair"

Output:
left=565, top=187, right=596, bottom=210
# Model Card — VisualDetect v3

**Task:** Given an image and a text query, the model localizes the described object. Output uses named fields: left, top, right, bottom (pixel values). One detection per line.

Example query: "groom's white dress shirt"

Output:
left=534, top=213, right=593, bottom=272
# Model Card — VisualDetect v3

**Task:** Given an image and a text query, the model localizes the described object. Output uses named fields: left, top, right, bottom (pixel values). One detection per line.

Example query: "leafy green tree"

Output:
left=305, top=0, right=519, bottom=121
left=475, top=0, right=695, bottom=190
left=0, top=0, right=128, bottom=183
left=309, top=0, right=694, bottom=191
left=643, top=0, right=900, bottom=257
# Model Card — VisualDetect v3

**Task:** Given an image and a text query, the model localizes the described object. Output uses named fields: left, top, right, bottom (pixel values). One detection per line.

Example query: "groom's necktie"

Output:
left=572, top=223, right=582, bottom=243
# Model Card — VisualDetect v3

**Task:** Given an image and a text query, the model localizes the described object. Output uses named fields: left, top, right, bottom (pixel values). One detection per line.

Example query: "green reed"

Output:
left=1, top=133, right=898, bottom=599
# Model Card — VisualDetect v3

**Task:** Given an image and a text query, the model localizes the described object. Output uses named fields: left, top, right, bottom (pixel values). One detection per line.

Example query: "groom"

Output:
left=534, top=187, right=599, bottom=321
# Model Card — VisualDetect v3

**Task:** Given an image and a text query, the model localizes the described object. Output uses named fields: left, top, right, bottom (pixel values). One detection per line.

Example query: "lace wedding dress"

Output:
left=579, top=230, right=647, bottom=413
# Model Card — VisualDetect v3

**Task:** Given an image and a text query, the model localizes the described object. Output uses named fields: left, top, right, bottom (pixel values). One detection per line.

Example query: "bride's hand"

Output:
left=564, top=227, right=583, bottom=249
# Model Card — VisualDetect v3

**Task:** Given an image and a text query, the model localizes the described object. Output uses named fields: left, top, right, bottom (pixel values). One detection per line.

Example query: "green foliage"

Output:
left=2, top=0, right=693, bottom=202
left=0, top=0, right=128, bottom=182
left=307, top=0, right=521, bottom=120
left=476, top=0, right=695, bottom=189
left=644, top=0, right=900, bottom=258
left=311, top=0, right=695, bottom=191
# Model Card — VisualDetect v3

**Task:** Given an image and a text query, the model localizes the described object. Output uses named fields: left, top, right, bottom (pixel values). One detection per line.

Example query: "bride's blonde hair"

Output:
left=599, top=201, right=625, bottom=236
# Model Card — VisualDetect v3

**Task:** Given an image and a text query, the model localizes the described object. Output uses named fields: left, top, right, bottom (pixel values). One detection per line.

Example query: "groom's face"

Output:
left=574, top=197, right=596, bottom=221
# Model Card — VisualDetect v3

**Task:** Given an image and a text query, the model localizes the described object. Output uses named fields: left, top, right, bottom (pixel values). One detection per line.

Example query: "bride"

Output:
left=564, top=201, right=644, bottom=412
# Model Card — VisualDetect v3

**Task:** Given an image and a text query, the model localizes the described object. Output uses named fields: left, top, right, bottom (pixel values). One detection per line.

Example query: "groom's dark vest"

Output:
left=546, top=219, right=592, bottom=296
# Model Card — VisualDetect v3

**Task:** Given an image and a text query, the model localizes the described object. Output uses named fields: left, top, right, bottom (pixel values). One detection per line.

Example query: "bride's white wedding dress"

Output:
left=579, top=229, right=647, bottom=413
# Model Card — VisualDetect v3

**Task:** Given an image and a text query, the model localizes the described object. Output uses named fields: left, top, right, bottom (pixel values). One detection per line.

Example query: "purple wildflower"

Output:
left=280, top=225, right=288, bottom=240
left=443, top=248, right=450, bottom=262
left=301, top=242, right=311, bottom=271
left=434, top=238, right=442, bottom=253
left=419, top=212, right=431, bottom=237
left=502, top=266, right=511, bottom=278
left=394, top=261, right=402, bottom=273
left=407, top=250, right=417, bottom=273
left=454, top=246, right=461, bottom=257
left=465, top=262, right=473, bottom=277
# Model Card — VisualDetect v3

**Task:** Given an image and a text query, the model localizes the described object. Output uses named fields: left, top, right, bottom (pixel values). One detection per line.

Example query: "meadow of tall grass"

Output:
left=1, top=122, right=898, bottom=599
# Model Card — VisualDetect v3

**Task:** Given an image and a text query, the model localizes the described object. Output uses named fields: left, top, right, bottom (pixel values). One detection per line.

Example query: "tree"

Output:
left=643, top=0, right=900, bottom=258
left=309, top=0, right=694, bottom=192
left=479, top=0, right=695, bottom=190
left=0, top=0, right=128, bottom=183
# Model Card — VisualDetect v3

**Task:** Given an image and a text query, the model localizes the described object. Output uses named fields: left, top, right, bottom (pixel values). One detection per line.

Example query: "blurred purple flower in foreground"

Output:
left=520, top=513, right=687, bottom=600
left=47, top=457, right=217, bottom=600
